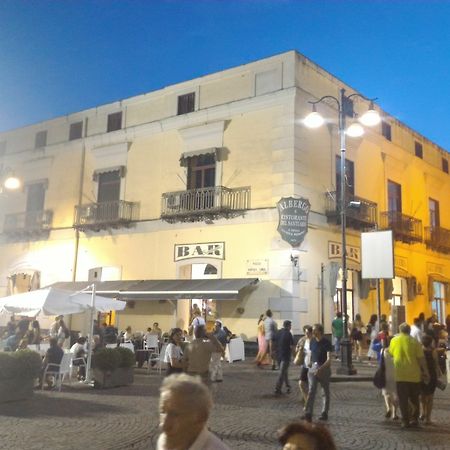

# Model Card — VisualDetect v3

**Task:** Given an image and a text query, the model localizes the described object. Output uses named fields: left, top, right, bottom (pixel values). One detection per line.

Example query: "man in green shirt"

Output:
left=331, top=312, right=344, bottom=359
left=388, top=322, right=430, bottom=429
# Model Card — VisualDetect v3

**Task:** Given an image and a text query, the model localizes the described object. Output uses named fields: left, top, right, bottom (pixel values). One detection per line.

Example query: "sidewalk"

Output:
left=0, top=358, right=448, bottom=450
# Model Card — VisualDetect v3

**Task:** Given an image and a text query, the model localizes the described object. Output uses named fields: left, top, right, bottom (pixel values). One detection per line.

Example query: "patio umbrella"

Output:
left=0, top=286, right=126, bottom=382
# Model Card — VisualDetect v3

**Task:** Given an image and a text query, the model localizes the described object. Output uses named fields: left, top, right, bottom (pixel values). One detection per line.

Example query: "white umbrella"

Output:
left=0, top=286, right=126, bottom=382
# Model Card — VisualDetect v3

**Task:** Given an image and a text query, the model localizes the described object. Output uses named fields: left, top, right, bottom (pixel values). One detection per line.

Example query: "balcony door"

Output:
left=387, top=180, right=402, bottom=212
left=97, top=170, right=121, bottom=220
left=336, top=156, right=354, bottom=199
left=187, top=154, right=216, bottom=210
left=429, top=198, right=440, bottom=228
left=26, top=182, right=46, bottom=228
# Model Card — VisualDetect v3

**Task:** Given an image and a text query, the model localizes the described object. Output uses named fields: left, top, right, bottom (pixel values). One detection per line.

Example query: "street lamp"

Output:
left=3, top=174, right=21, bottom=191
left=304, top=89, right=380, bottom=375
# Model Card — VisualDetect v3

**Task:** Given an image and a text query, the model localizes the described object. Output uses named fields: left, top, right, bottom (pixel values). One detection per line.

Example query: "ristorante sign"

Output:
left=277, top=197, right=311, bottom=247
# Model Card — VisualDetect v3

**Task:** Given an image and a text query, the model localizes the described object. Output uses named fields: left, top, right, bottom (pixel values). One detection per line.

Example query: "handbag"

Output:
left=436, top=371, right=447, bottom=391
left=373, top=351, right=386, bottom=389
left=293, top=339, right=305, bottom=366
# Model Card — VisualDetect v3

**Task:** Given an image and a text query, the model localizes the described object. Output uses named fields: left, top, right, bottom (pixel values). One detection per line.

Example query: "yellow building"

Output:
left=0, top=51, right=449, bottom=338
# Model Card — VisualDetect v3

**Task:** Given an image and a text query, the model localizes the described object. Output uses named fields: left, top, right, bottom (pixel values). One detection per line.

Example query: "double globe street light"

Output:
left=304, top=89, right=381, bottom=375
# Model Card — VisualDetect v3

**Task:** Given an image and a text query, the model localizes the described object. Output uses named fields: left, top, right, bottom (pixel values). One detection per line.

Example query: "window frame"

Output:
left=442, top=158, right=449, bottom=174
left=34, top=130, right=48, bottom=149
left=69, top=121, right=83, bottom=141
left=414, top=141, right=423, bottom=159
left=177, top=92, right=196, bottom=115
left=381, top=121, right=392, bottom=141
left=429, top=198, right=440, bottom=228
left=107, top=112, right=123, bottom=133
left=387, top=180, right=402, bottom=212
left=187, top=154, right=216, bottom=190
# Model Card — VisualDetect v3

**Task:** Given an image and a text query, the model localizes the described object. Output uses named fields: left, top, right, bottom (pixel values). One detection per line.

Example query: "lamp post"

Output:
left=304, top=89, right=380, bottom=375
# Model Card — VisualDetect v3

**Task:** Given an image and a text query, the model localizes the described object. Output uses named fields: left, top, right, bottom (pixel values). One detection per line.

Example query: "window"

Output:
left=429, top=198, right=440, bottom=228
left=432, top=282, right=445, bottom=323
left=414, top=141, right=423, bottom=158
left=443, top=158, right=449, bottom=174
left=107, top=112, right=122, bottom=133
left=381, top=121, right=391, bottom=141
left=177, top=92, right=195, bottom=115
left=387, top=180, right=402, bottom=212
left=336, top=156, right=355, bottom=197
left=69, top=121, right=83, bottom=140
left=98, top=170, right=121, bottom=203
left=35, top=130, right=47, bottom=149
left=187, top=154, right=216, bottom=189
left=25, top=182, right=46, bottom=228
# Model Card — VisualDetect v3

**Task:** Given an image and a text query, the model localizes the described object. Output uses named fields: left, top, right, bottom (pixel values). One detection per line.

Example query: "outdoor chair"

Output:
left=42, top=352, right=73, bottom=391
left=147, top=342, right=167, bottom=374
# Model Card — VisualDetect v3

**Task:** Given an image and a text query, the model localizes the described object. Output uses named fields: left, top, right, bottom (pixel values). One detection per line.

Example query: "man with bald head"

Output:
left=157, top=373, right=230, bottom=450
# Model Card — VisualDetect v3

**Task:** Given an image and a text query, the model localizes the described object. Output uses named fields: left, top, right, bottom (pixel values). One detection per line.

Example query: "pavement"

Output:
left=0, top=358, right=449, bottom=450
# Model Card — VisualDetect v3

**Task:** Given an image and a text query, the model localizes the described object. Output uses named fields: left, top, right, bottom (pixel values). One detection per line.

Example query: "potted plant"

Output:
left=0, top=350, right=42, bottom=402
left=92, top=347, right=135, bottom=388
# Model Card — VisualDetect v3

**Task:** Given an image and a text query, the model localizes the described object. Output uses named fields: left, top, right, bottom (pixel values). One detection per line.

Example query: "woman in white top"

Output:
left=296, top=325, right=312, bottom=404
left=164, top=328, right=185, bottom=376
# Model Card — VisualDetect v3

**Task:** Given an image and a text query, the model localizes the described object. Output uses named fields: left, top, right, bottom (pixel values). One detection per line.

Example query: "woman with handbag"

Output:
left=295, top=325, right=312, bottom=404
left=420, top=334, right=440, bottom=424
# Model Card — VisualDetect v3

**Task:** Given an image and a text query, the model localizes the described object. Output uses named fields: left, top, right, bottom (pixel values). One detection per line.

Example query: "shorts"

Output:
left=300, top=366, right=309, bottom=382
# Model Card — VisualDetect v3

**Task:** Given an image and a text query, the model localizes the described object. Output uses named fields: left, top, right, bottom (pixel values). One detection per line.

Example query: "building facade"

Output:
left=0, top=51, right=449, bottom=337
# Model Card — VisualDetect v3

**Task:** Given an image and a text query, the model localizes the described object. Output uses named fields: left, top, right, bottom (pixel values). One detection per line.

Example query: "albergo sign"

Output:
left=277, top=197, right=311, bottom=247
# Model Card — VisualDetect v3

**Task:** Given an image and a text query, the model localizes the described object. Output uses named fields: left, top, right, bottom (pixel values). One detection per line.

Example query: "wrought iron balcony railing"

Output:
left=161, top=185, right=251, bottom=223
left=3, top=210, right=53, bottom=235
left=425, top=226, right=450, bottom=254
left=380, top=211, right=422, bottom=244
left=74, top=200, right=139, bottom=231
left=324, top=192, right=377, bottom=230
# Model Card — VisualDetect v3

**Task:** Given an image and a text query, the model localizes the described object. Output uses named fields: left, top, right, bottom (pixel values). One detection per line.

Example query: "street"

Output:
left=0, top=360, right=449, bottom=450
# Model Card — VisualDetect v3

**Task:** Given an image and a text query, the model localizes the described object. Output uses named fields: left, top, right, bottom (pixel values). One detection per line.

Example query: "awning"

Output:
left=179, top=147, right=224, bottom=167
left=47, top=278, right=259, bottom=301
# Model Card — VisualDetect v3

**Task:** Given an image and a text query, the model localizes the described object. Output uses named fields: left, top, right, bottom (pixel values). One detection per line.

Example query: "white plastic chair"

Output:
left=42, top=352, right=73, bottom=391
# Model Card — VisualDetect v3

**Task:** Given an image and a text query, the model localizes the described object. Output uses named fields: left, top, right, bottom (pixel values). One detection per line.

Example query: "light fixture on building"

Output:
left=3, top=175, right=21, bottom=190
left=303, top=89, right=380, bottom=376
left=291, top=248, right=302, bottom=281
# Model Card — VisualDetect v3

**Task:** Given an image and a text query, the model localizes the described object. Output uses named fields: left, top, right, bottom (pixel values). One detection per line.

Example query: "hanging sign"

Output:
left=277, top=197, right=310, bottom=247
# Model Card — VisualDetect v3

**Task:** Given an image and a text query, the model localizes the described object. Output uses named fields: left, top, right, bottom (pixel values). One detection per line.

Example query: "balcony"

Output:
left=74, top=200, right=139, bottom=231
left=380, top=211, right=422, bottom=244
left=3, top=210, right=53, bottom=237
left=425, top=226, right=450, bottom=254
left=161, top=186, right=251, bottom=223
left=324, top=192, right=377, bottom=230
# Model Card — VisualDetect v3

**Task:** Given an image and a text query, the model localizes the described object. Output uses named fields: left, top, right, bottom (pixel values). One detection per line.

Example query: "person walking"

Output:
left=260, top=309, right=278, bottom=369
left=388, top=322, right=430, bottom=429
left=296, top=325, right=313, bottom=404
left=331, top=312, right=343, bottom=360
left=420, top=334, right=440, bottom=424
left=254, top=314, right=268, bottom=366
left=302, top=324, right=332, bottom=422
left=274, top=320, right=294, bottom=395
left=367, top=314, right=379, bottom=362
left=350, top=313, right=364, bottom=362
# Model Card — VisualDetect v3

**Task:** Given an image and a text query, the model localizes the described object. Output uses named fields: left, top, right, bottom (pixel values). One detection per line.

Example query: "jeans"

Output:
left=305, top=365, right=331, bottom=416
left=396, top=381, right=420, bottom=424
left=334, top=336, right=342, bottom=356
left=275, top=360, right=291, bottom=391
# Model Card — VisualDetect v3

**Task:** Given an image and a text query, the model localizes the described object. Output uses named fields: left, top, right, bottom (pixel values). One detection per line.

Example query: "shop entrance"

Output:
left=333, top=269, right=355, bottom=321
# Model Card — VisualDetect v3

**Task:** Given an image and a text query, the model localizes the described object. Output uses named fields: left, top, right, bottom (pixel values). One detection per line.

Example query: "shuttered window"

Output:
left=107, top=112, right=122, bottom=132
left=336, top=156, right=355, bottom=197
left=387, top=180, right=402, bottom=212
left=177, top=92, right=195, bottom=115
left=69, top=121, right=83, bottom=140
left=35, top=130, right=47, bottom=148
left=382, top=122, right=391, bottom=141
left=26, top=183, right=46, bottom=212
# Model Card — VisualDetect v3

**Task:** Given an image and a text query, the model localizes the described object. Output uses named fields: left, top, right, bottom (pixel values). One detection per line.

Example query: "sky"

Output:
left=1, top=0, right=450, bottom=151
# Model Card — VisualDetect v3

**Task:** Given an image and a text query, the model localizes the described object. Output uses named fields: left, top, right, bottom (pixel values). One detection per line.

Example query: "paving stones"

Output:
left=0, top=360, right=449, bottom=449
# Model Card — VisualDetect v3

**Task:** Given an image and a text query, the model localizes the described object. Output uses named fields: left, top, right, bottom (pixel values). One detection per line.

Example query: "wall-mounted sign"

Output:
left=277, top=197, right=310, bottom=247
left=328, top=241, right=361, bottom=264
left=174, top=242, right=225, bottom=261
left=246, top=259, right=268, bottom=276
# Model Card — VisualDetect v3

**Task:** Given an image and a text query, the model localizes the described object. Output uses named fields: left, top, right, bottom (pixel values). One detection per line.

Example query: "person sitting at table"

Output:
left=27, top=320, right=41, bottom=345
left=70, top=337, right=87, bottom=380
left=4, top=331, right=22, bottom=351
left=164, top=328, right=185, bottom=376
left=39, top=337, right=64, bottom=389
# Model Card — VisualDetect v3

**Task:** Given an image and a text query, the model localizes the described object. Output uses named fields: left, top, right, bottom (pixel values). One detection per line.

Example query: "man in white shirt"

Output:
left=410, top=318, right=422, bottom=343
left=157, top=373, right=230, bottom=450
left=188, top=310, right=206, bottom=338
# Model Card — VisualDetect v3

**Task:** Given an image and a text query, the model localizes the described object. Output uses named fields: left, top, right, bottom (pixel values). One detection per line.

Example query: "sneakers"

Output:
left=318, top=413, right=328, bottom=421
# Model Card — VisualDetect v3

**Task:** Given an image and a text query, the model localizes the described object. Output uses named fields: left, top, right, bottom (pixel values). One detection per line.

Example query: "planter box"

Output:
left=93, top=367, right=134, bottom=389
left=0, top=377, right=35, bottom=403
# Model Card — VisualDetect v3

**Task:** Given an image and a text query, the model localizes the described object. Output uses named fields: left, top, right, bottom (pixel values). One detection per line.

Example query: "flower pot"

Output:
left=93, top=367, right=134, bottom=389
